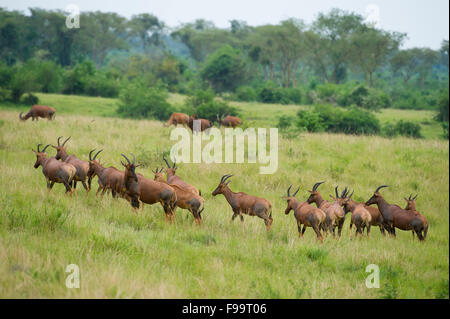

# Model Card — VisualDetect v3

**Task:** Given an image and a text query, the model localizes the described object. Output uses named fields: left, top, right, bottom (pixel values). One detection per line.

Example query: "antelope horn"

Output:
left=408, top=193, right=412, bottom=200
left=335, top=186, right=339, bottom=198
left=89, top=149, right=96, bottom=160
left=172, top=158, right=176, bottom=168
left=412, top=194, right=418, bottom=201
left=347, top=190, right=354, bottom=200
left=163, top=157, right=171, bottom=168
left=293, top=186, right=300, bottom=197
left=94, top=149, right=103, bottom=160
left=62, top=136, right=71, bottom=146
left=375, top=185, right=389, bottom=193
left=57, top=136, right=62, bottom=146
left=121, top=153, right=131, bottom=165
left=313, top=181, right=325, bottom=191
left=341, top=187, right=348, bottom=199
left=41, top=144, right=51, bottom=153
left=131, top=153, right=136, bottom=165
left=223, top=174, right=233, bottom=183
left=37, top=143, right=42, bottom=152
left=287, top=185, right=292, bottom=197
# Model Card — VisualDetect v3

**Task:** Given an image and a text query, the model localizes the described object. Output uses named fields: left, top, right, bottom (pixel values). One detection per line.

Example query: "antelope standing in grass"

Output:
left=121, top=154, right=177, bottom=222
left=20, top=105, right=56, bottom=121
left=53, top=136, right=90, bottom=194
left=307, top=182, right=346, bottom=238
left=404, top=194, right=429, bottom=240
left=216, top=114, right=242, bottom=128
left=153, top=167, right=205, bottom=225
left=164, top=112, right=190, bottom=127
left=164, top=157, right=200, bottom=195
left=32, top=143, right=76, bottom=195
left=284, top=185, right=326, bottom=242
left=342, top=190, right=385, bottom=235
left=365, top=185, right=428, bottom=241
left=342, top=190, right=372, bottom=237
left=212, top=174, right=273, bottom=231
left=87, top=149, right=124, bottom=197
left=187, top=115, right=213, bottom=133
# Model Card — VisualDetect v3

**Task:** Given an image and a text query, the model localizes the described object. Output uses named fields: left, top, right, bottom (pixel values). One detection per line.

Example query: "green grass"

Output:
left=0, top=93, right=448, bottom=298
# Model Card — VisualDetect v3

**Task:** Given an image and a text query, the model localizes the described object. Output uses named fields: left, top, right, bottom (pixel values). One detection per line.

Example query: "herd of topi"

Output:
left=24, top=105, right=428, bottom=241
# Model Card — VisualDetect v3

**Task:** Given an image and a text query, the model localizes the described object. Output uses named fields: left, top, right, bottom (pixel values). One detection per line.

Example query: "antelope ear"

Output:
left=135, top=164, right=141, bottom=168
left=51, top=145, right=57, bottom=149
left=404, top=197, right=408, bottom=202
left=308, top=190, right=313, bottom=193
left=32, top=149, right=37, bottom=153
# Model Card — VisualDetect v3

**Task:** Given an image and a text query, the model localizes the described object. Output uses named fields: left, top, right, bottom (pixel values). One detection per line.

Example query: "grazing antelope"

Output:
left=20, top=105, right=56, bottom=121
left=216, top=114, right=242, bottom=128
left=52, top=136, right=90, bottom=194
left=365, top=185, right=428, bottom=241
left=342, top=191, right=372, bottom=237
left=404, top=194, right=429, bottom=240
left=164, top=112, right=190, bottom=127
left=32, top=143, right=76, bottom=195
left=163, top=157, right=200, bottom=195
left=212, top=174, right=273, bottom=231
left=284, top=185, right=326, bottom=242
left=153, top=167, right=205, bottom=225
left=87, top=149, right=123, bottom=197
left=188, top=115, right=213, bottom=133
left=121, top=154, right=177, bottom=222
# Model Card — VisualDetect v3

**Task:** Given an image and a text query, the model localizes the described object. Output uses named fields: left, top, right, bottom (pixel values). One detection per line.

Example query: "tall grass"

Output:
left=0, top=98, right=448, bottom=298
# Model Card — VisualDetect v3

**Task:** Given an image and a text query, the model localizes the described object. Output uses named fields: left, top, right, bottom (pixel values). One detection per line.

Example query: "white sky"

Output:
left=1, top=0, right=449, bottom=49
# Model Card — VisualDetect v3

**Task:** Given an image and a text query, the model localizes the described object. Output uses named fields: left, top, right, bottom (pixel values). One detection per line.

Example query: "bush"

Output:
left=20, top=93, right=39, bottom=105
left=256, top=84, right=303, bottom=105
left=183, top=89, right=239, bottom=122
left=382, top=120, right=423, bottom=138
left=234, top=86, right=257, bottom=101
left=296, top=104, right=380, bottom=135
left=117, top=81, right=174, bottom=120
left=0, top=87, right=11, bottom=102
left=277, top=115, right=293, bottom=131
left=435, top=89, right=449, bottom=122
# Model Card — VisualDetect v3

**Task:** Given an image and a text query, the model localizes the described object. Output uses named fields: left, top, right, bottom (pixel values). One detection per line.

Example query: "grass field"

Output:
left=0, top=93, right=448, bottom=298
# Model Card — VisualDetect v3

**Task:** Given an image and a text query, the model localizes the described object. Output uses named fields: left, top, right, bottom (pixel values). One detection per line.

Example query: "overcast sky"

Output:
left=2, top=0, right=449, bottom=49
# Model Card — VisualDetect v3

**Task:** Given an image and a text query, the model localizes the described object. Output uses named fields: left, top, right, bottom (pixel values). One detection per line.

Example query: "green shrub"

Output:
left=117, top=81, right=174, bottom=120
left=0, top=87, right=11, bottom=102
left=435, top=89, right=449, bottom=122
left=348, top=85, right=369, bottom=106
left=296, top=109, right=324, bottom=132
left=234, top=86, right=257, bottom=101
left=382, top=120, right=423, bottom=138
left=20, top=93, right=39, bottom=105
left=277, top=115, right=293, bottom=131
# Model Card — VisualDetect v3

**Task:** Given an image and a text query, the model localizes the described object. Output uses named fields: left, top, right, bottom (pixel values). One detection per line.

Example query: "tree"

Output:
left=391, top=48, right=421, bottom=83
left=351, top=27, right=405, bottom=87
left=415, top=48, right=439, bottom=87
left=201, top=45, right=247, bottom=92
left=440, top=40, right=449, bottom=69
left=128, top=13, right=165, bottom=51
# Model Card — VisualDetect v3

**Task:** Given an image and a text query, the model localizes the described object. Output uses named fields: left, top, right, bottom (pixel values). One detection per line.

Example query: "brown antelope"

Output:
left=216, top=114, right=242, bottom=128
left=32, top=143, right=76, bottom=195
left=87, top=149, right=123, bottom=197
left=163, top=157, right=200, bottom=195
left=342, top=191, right=372, bottom=237
left=20, top=105, right=56, bottom=121
left=121, top=154, right=177, bottom=222
left=365, top=185, right=428, bottom=241
left=341, top=190, right=385, bottom=235
left=212, top=174, right=273, bottom=231
left=164, top=112, right=190, bottom=127
left=153, top=167, right=205, bottom=225
left=284, top=185, right=326, bottom=242
left=52, top=136, right=90, bottom=194
left=404, top=194, right=429, bottom=240
left=188, top=115, right=213, bottom=133
left=307, top=182, right=346, bottom=238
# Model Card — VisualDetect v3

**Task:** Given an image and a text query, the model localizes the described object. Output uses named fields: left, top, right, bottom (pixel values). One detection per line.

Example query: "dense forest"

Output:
left=0, top=7, right=448, bottom=137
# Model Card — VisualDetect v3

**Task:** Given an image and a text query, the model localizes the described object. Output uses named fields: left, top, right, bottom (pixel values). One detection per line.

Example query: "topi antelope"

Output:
left=341, top=190, right=385, bottom=235
left=164, top=112, right=190, bottom=127
left=20, top=105, right=56, bottom=121
left=53, top=136, right=90, bottom=194
left=365, top=185, right=428, bottom=241
left=153, top=167, right=205, bottom=225
left=121, top=154, right=177, bottom=222
left=87, top=149, right=124, bottom=197
left=342, top=190, right=372, bottom=237
left=323, top=186, right=348, bottom=238
left=163, top=157, right=200, bottom=195
left=403, top=194, right=429, bottom=240
left=284, top=185, right=326, bottom=242
left=188, top=115, right=213, bottom=133
left=216, top=114, right=242, bottom=128
left=32, top=143, right=76, bottom=195
left=212, top=174, right=273, bottom=231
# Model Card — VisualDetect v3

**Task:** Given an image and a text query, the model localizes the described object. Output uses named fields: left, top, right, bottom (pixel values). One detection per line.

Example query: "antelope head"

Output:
left=342, top=189, right=355, bottom=214
left=32, top=143, right=51, bottom=168
left=365, top=185, right=389, bottom=206
left=284, top=185, right=300, bottom=215
left=52, top=136, right=71, bottom=160
left=307, top=181, right=325, bottom=204
left=329, top=186, right=349, bottom=206
left=88, top=148, right=103, bottom=178
left=163, top=156, right=178, bottom=177
left=152, top=167, right=165, bottom=182
left=404, top=193, right=418, bottom=210
left=212, top=174, right=233, bottom=196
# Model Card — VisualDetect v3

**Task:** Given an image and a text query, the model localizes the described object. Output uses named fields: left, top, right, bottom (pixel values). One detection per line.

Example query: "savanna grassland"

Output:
left=0, top=94, right=448, bottom=298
